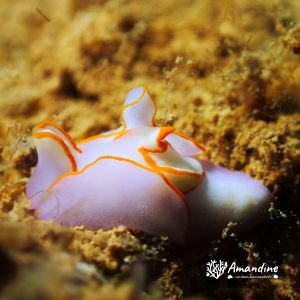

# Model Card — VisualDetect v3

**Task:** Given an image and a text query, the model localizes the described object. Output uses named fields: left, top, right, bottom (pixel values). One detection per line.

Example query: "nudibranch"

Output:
left=26, top=87, right=272, bottom=242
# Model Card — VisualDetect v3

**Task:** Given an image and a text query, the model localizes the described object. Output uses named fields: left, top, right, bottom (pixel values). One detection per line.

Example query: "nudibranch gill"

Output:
left=26, top=87, right=272, bottom=242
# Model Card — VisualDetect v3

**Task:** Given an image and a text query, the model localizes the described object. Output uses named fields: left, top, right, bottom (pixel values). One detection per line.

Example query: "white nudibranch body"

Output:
left=26, top=87, right=272, bottom=242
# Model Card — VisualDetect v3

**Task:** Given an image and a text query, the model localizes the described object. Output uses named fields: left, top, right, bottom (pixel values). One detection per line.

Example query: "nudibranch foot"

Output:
left=26, top=86, right=272, bottom=242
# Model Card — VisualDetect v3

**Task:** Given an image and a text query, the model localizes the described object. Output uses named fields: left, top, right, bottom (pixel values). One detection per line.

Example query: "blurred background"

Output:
left=0, top=0, right=299, bottom=299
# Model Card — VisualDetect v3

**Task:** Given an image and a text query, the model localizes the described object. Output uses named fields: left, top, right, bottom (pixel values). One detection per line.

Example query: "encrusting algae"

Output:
left=0, top=0, right=299, bottom=299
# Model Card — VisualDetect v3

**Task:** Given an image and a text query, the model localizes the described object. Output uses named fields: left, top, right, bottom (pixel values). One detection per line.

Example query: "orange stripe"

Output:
left=33, top=132, right=77, bottom=171
left=77, top=88, right=146, bottom=145
left=113, top=129, right=128, bottom=140
left=147, top=88, right=157, bottom=126
left=173, top=131, right=206, bottom=153
left=36, top=120, right=82, bottom=153
left=77, top=127, right=126, bottom=145
left=139, top=147, right=158, bottom=168
left=122, top=87, right=147, bottom=110
left=184, top=172, right=206, bottom=194
left=119, top=87, right=146, bottom=129
left=77, top=87, right=157, bottom=145
left=48, top=155, right=161, bottom=189
left=123, top=87, right=157, bottom=126
left=48, top=154, right=190, bottom=238
left=156, top=126, right=175, bottom=147
left=159, top=171, right=191, bottom=238
left=154, top=166, right=202, bottom=177
left=144, top=87, right=157, bottom=126
left=139, top=145, right=191, bottom=236
left=139, top=147, right=202, bottom=178
left=131, top=87, right=157, bottom=127
left=138, top=147, right=191, bottom=238
left=138, top=127, right=202, bottom=177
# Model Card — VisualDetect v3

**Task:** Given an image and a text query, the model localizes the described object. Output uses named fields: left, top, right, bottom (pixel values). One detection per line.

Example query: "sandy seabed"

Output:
left=0, top=0, right=299, bottom=299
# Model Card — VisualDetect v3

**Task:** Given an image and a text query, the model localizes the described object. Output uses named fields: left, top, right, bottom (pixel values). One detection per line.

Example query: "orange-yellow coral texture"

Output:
left=0, top=0, right=299, bottom=299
